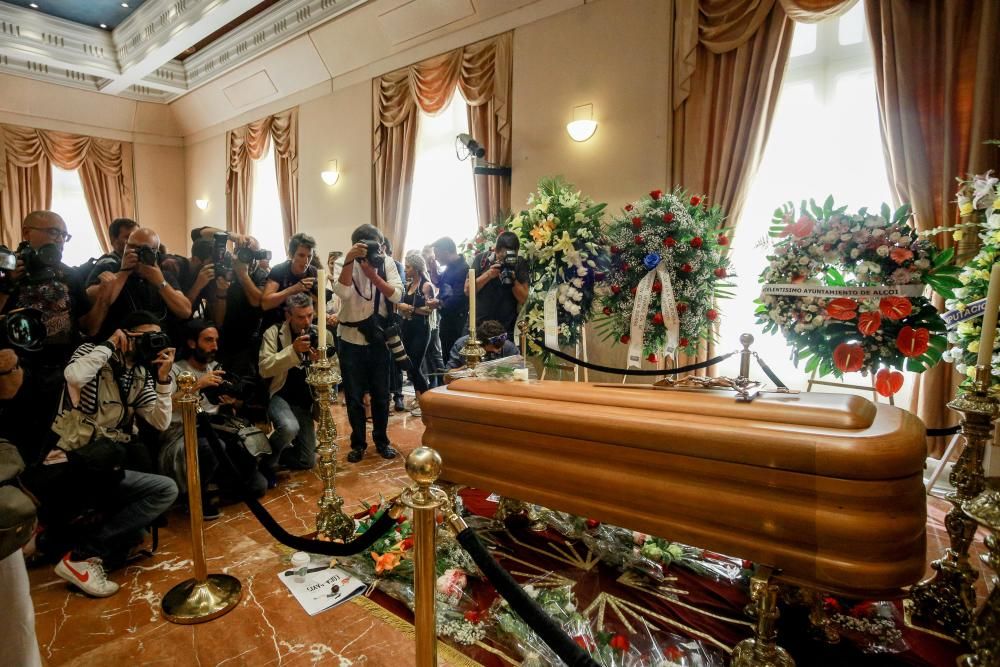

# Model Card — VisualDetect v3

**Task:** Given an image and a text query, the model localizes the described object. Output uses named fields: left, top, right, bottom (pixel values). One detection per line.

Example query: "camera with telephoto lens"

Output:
left=135, top=246, right=159, bottom=267
left=363, top=240, right=385, bottom=268
left=383, top=322, right=411, bottom=372
left=212, top=232, right=232, bottom=272
left=202, top=373, right=254, bottom=405
left=0, top=308, right=46, bottom=351
left=236, top=246, right=271, bottom=265
left=133, top=331, right=172, bottom=366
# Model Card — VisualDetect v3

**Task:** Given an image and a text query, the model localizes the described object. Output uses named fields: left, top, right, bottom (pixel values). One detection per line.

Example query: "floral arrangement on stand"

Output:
left=756, top=197, right=961, bottom=397
left=594, top=189, right=732, bottom=364
left=459, top=211, right=510, bottom=261
left=942, top=176, right=1000, bottom=389
left=506, top=177, right=608, bottom=354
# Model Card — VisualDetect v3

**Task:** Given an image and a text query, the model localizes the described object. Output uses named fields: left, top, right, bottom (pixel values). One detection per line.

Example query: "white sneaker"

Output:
left=55, top=553, right=120, bottom=597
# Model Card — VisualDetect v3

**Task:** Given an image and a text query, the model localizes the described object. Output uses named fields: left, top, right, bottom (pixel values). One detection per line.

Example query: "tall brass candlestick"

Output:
left=911, top=364, right=997, bottom=638
left=307, top=349, right=354, bottom=541
left=958, top=477, right=1000, bottom=666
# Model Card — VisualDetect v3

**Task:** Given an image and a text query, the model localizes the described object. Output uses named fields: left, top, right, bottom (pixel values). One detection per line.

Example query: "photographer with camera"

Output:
left=468, top=231, right=529, bottom=338
left=261, top=232, right=318, bottom=330
left=86, top=227, right=193, bottom=341
left=47, top=310, right=178, bottom=597
left=219, top=235, right=271, bottom=378
left=446, top=319, right=519, bottom=370
left=259, top=293, right=323, bottom=483
left=429, top=237, right=469, bottom=363
left=335, top=224, right=404, bottom=463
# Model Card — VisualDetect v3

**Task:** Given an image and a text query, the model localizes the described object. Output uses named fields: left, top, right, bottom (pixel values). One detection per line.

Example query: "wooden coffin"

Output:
left=421, top=379, right=928, bottom=598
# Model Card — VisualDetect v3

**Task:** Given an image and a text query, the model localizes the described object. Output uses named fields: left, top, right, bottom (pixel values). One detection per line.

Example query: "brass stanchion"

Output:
left=307, top=345, right=354, bottom=541
left=958, top=477, right=1000, bottom=666
left=162, top=372, right=242, bottom=624
left=402, top=447, right=447, bottom=667
left=911, top=364, right=997, bottom=639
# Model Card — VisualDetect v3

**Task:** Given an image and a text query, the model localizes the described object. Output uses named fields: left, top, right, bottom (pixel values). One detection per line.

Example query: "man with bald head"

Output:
left=86, top=226, right=192, bottom=341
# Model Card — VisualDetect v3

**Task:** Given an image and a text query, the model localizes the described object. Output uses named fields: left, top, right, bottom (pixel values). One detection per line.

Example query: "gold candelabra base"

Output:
left=959, top=480, right=1000, bottom=666
left=910, top=365, right=997, bottom=640
left=308, top=349, right=354, bottom=542
left=162, top=575, right=243, bottom=625
left=731, top=566, right=794, bottom=667
left=460, top=337, right=485, bottom=369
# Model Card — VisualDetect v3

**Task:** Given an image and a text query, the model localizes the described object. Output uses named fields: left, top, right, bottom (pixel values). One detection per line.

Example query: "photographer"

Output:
left=48, top=310, right=178, bottom=597
left=446, top=319, right=519, bottom=369
left=86, top=227, right=193, bottom=341
left=181, top=238, right=223, bottom=320
left=468, top=231, right=529, bottom=338
left=335, top=224, right=404, bottom=463
left=261, top=232, right=317, bottom=330
left=259, top=293, right=321, bottom=482
left=220, top=235, right=270, bottom=378
left=429, top=237, right=469, bottom=363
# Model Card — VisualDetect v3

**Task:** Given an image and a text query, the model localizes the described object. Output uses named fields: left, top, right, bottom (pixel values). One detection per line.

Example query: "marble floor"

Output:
left=24, top=404, right=994, bottom=666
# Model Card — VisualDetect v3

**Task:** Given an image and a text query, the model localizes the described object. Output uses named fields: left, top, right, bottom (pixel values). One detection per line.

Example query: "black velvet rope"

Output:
left=753, top=353, right=788, bottom=389
left=926, top=425, right=961, bottom=437
left=456, top=527, right=600, bottom=667
left=199, top=414, right=397, bottom=556
left=534, top=338, right=736, bottom=376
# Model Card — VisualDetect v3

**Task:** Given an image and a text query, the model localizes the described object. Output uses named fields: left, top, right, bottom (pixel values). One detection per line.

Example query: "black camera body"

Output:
left=499, top=253, right=519, bottom=286
left=202, top=374, right=254, bottom=405
left=11, top=241, right=61, bottom=284
left=363, top=240, right=385, bottom=267
left=236, top=247, right=271, bottom=265
left=0, top=308, right=46, bottom=351
left=212, top=232, right=232, bottom=272
left=135, top=246, right=159, bottom=267
left=133, top=331, right=172, bottom=366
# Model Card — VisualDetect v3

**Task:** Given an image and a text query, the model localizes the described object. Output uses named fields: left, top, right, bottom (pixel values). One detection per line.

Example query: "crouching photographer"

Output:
left=160, top=321, right=267, bottom=519
left=335, top=224, right=404, bottom=463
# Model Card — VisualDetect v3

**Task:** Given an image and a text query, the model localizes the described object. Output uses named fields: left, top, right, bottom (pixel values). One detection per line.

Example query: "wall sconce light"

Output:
left=566, top=103, right=598, bottom=142
left=195, top=199, right=208, bottom=210
left=321, top=160, right=341, bottom=186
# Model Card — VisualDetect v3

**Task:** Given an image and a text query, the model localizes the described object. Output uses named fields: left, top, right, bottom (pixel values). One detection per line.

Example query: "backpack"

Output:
left=0, top=439, right=37, bottom=559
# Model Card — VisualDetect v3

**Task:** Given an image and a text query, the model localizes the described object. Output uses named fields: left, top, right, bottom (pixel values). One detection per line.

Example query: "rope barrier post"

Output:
left=402, top=447, right=448, bottom=667
left=162, top=372, right=242, bottom=624
left=738, top=333, right=754, bottom=381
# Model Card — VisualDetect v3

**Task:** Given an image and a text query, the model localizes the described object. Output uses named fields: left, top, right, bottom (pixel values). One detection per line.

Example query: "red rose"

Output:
left=573, top=636, right=596, bottom=651
left=663, top=237, right=676, bottom=248
left=634, top=235, right=644, bottom=245
left=602, top=306, right=612, bottom=315
left=706, top=309, right=718, bottom=321
left=585, top=518, right=600, bottom=529
left=631, top=216, right=642, bottom=227
left=622, top=262, right=630, bottom=271
left=857, top=311, right=882, bottom=336
left=611, top=285, right=621, bottom=295
left=610, top=245, right=621, bottom=254
left=464, top=610, right=481, bottom=624
left=650, top=189, right=662, bottom=200
left=368, top=505, right=379, bottom=517
left=396, top=514, right=407, bottom=525
left=400, top=537, right=414, bottom=551
left=717, top=234, right=729, bottom=246
left=624, top=204, right=633, bottom=212
left=609, top=634, right=630, bottom=652
left=896, top=326, right=930, bottom=358
left=823, top=597, right=842, bottom=614
left=676, top=303, right=688, bottom=314
left=690, top=195, right=701, bottom=206
left=690, top=237, right=703, bottom=249
left=714, top=267, right=727, bottom=278
left=679, top=337, right=689, bottom=347
left=826, top=298, right=859, bottom=321
left=851, top=602, right=877, bottom=617
left=879, top=296, right=912, bottom=320
left=652, top=281, right=662, bottom=293
left=653, top=313, right=664, bottom=325
left=647, top=353, right=658, bottom=363
left=620, top=334, right=630, bottom=343
left=875, top=368, right=905, bottom=397
left=833, top=342, right=865, bottom=373
left=630, top=286, right=637, bottom=296
left=663, top=212, right=674, bottom=223
left=664, top=646, right=685, bottom=661
left=680, top=263, right=692, bottom=273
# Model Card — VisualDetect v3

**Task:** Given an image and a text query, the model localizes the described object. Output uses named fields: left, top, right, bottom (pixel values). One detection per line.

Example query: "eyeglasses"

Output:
left=26, top=226, right=72, bottom=242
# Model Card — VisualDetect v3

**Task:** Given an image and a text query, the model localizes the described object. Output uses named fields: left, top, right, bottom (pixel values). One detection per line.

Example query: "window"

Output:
left=716, top=5, right=904, bottom=401
left=49, top=166, right=103, bottom=267
left=403, top=92, right=479, bottom=256
left=249, top=141, right=286, bottom=257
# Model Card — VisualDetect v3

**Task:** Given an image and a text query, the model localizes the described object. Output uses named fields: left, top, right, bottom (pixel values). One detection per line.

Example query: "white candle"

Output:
left=976, top=263, right=1000, bottom=368
left=468, top=268, right=476, bottom=337
left=316, top=269, right=327, bottom=349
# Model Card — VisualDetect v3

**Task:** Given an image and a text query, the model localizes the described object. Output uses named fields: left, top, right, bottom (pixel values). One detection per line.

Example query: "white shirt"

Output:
left=333, top=260, right=403, bottom=346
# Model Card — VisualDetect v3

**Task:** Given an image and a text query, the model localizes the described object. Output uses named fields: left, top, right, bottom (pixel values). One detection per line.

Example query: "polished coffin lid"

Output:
left=421, top=379, right=928, bottom=596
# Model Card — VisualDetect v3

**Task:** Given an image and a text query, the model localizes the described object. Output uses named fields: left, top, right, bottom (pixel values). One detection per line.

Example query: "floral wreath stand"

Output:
left=537, top=327, right=591, bottom=383
left=805, top=370, right=895, bottom=407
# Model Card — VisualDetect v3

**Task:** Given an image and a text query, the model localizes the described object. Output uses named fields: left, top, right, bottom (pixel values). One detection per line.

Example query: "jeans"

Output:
left=402, top=318, right=430, bottom=394
left=339, top=340, right=391, bottom=451
left=438, top=312, right=468, bottom=368
left=422, top=326, right=445, bottom=388
left=267, top=395, right=316, bottom=470
left=78, top=470, right=178, bottom=561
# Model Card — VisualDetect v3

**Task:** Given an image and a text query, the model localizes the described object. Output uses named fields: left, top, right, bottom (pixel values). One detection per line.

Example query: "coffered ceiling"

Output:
left=0, top=0, right=369, bottom=103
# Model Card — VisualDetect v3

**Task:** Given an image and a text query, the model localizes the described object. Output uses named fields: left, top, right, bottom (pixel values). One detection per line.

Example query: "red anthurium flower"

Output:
left=676, top=303, right=688, bottom=314
left=602, top=306, right=612, bottom=315
left=630, top=287, right=637, bottom=296
left=875, top=368, right=905, bottom=397
left=879, top=296, right=912, bottom=320
left=620, top=334, right=630, bottom=343
left=714, top=267, right=727, bottom=278
left=826, top=298, right=859, bottom=321
left=611, top=285, right=621, bottom=295
left=652, top=313, right=664, bottom=325
left=717, top=234, right=729, bottom=246
left=857, top=311, right=882, bottom=336
left=890, top=247, right=914, bottom=264
left=663, top=237, right=676, bottom=248
left=679, top=337, right=689, bottom=347
left=706, top=309, right=718, bottom=321
left=634, top=235, right=644, bottom=244
left=609, top=635, right=630, bottom=652
left=663, top=212, right=674, bottom=223
left=780, top=216, right=815, bottom=239
left=396, top=514, right=407, bottom=525
left=647, top=353, right=658, bottom=363
left=896, top=326, right=930, bottom=358
left=690, top=237, right=703, bottom=249
left=690, top=195, right=701, bottom=206
left=650, top=189, right=662, bottom=200
left=680, top=263, right=692, bottom=273
left=631, top=216, right=642, bottom=227
left=652, top=281, right=662, bottom=293
left=624, top=204, right=633, bottom=212
left=400, top=537, right=414, bottom=551
left=833, top=342, right=865, bottom=373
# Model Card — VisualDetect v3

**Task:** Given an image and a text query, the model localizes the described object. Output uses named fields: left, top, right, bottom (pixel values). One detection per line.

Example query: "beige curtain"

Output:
left=226, top=108, right=299, bottom=240
left=866, top=0, right=1000, bottom=450
left=0, top=123, right=134, bottom=250
left=373, top=32, right=513, bottom=254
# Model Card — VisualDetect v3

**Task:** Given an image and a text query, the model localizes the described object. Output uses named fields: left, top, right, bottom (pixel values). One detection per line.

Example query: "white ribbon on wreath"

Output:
left=543, top=282, right=560, bottom=349
left=627, top=260, right=679, bottom=367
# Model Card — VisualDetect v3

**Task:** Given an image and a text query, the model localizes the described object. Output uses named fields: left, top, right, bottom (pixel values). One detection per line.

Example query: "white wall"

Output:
left=184, top=133, right=228, bottom=243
